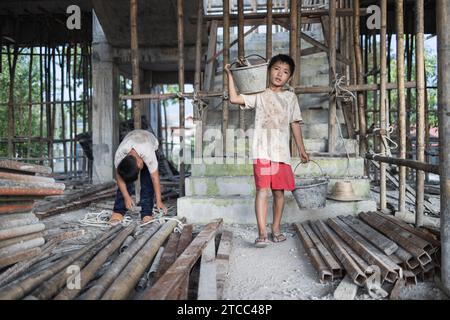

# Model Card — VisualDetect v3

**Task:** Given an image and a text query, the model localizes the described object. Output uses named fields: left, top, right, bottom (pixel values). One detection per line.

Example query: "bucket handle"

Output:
left=232, top=54, right=267, bottom=68
left=293, top=159, right=328, bottom=179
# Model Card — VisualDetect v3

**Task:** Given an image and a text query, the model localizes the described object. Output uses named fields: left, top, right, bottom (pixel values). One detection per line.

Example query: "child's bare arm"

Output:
left=224, top=64, right=245, bottom=106
left=291, top=122, right=310, bottom=162
left=150, top=169, right=168, bottom=214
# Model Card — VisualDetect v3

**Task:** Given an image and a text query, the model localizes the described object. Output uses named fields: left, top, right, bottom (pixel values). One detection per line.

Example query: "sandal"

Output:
left=271, top=233, right=287, bottom=243
left=109, top=212, right=124, bottom=226
left=254, top=236, right=269, bottom=248
left=141, top=215, right=154, bottom=225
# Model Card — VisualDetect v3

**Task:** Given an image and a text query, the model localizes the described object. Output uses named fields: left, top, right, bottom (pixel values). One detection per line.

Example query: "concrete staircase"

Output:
left=178, top=156, right=376, bottom=224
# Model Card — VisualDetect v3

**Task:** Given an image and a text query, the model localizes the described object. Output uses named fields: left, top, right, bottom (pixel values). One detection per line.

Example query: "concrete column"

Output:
left=91, top=11, right=120, bottom=183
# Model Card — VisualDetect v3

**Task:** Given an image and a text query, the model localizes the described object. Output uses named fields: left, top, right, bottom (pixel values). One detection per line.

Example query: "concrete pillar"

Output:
left=91, top=11, right=120, bottom=183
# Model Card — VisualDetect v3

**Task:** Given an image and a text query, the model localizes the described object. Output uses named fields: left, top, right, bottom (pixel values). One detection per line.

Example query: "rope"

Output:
left=371, top=126, right=398, bottom=157
left=79, top=205, right=185, bottom=233
left=331, top=74, right=354, bottom=176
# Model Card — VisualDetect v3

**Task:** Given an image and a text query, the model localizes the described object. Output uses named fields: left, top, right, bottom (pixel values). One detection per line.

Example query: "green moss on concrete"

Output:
left=206, top=178, right=219, bottom=196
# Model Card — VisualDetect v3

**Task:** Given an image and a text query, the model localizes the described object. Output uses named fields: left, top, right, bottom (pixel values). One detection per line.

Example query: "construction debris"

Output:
left=0, top=160, right=65, bottom=268
left=294, top=211, right=441, bottom=299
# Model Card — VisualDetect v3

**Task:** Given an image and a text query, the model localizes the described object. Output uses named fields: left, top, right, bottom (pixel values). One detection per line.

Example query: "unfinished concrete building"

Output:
left=0, top=0, right=449, bottom=300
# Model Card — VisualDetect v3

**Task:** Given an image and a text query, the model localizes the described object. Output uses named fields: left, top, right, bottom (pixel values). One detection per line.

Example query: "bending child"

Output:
left=225, top=54, right=309, bottom=247
left=109, top=129, right=168, bottom=225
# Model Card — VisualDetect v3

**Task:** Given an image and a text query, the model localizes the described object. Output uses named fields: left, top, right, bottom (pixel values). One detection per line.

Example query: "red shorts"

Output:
left=253, top=159, right=296, bottom=191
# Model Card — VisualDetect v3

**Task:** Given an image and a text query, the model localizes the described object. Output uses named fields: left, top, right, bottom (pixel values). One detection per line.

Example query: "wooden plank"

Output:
left=333, top=275, right=358, bottom=300
left=301, top=222, right=342, bottom=278
left=176, top=224, right=193, bottom=257
left=197, top=237, right=217, bottom=300
left=154, top=231, right=182, bottom=281
left=338, top=215, right=398, bottom=255
left=141, top=219, right=223, bottom=300
left=216, top=230, right=233, bottom=299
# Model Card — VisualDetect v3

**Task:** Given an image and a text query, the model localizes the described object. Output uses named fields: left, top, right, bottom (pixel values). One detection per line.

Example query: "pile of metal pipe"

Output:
left=294, top=211, right=441, bottom=298
left=0, top=160, right=65, bottom=268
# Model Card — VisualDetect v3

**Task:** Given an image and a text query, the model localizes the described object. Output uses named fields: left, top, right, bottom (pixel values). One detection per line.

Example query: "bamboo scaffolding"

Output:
left=194, top=0, right=204, bottom=160
left=396, top=0, right=407, bottom=214
left=379, top=0, right=388, bottom=211
left=328, top=0, right=337, bottom=153
left=238, top=0, right=245, bottom=131
left=415, top=0, right=426, bottom=227
left=353, top=0, right=367, bottom=154
left=222, top=0, right=230, bottom=157
left=130, top=0, right=141, bottom=131
left=266, top=0, right=273, bottom=60
left=178, top=0, right=186, bottom=197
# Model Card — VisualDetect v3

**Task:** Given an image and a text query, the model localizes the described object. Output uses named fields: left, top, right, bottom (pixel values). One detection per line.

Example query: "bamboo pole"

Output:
left=328, top=0, right=337, bottom=153
left=178, top=0, right=186, bottom=196
left=223, top=0, right=230, bottom=157
left=73, top=45, right=78, bottom=177
left=51, top=47, right=57, bottom=172
left=39, top=46, right=44, bottom=164
left=238, top=0, right=245, bottom=131
left=27, top=230, right=118, bottom=300
left=396, top=0, right=407, bottom=214
left=81, top=221, right=161, bottom=300
left=7, top=45, right=19, bottom=158
left=27, top=47, right=34, bottom=160
left=54, top=223, right=137, bottom=300
left=379, top=0, right=387, bottom=211
left=415, top=0, right=426, bottom=227
left=101, top=220, right=178, bottom=300
left=353, top=0, right=367, bottom=155
left=266, top=0, right=273, bottom=60
left=365, top=154, right=439, bottom=174
left=406, top=33, right=414, bottom=180
left=0, top=225, right=122, bottom=300
left=130, top=0, right=141, bottom=130
left=60, top=45, right=68, bottom=174
left=289, top=0, right=298, bottom=85
left=67, top=46, right=73, bottom=174
left=437, top=0, right=450, bottom=295
left=194, top=0, right=204, bottom=161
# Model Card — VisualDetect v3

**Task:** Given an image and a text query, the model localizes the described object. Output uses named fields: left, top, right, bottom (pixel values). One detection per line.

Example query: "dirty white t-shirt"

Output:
left=114, top=130, right=159, bottom=173
left=241, top=88, right=302, bottom=163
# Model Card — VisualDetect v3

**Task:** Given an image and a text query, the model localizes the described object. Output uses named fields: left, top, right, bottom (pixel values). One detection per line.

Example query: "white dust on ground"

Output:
left=221, top=223, right=448, bottom=300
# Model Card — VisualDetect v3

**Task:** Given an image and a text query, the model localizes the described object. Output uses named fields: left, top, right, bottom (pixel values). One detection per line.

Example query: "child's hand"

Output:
left=224, top=63, right=232, bottom=74
left=124, top=195, right=135, bottom=210
left=156, top=201, right=168, bottom=215
left=300, top=150, right=310, bottom=163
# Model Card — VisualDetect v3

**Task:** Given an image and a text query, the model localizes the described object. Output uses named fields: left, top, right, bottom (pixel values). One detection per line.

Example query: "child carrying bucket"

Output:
left=224, top=54, right=310, bottom=247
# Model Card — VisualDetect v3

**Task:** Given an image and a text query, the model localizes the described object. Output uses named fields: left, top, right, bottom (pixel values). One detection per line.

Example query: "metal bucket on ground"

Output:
left=292, top=160, right=329, bottom=209
left=229, top=54, right=268, bottom=94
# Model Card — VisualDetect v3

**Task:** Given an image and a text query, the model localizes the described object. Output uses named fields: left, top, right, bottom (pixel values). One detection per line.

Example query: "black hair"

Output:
left=268, top=54, right=295, bottom=76
left=118, top=155, right=140, bottom=183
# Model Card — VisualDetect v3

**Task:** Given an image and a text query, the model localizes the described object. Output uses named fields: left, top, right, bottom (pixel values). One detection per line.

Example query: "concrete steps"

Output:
left=177, top=195, right=376, bottom=224
left=185, top=176, right=371, bottom=197
left=191, top=157, right=365, bottom=177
